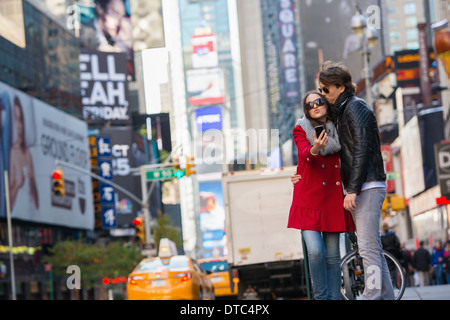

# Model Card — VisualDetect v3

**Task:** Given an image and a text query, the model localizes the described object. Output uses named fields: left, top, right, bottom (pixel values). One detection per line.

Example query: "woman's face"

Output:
left=305, top=94, right=327, bottom=122
left=98, top=0, right=126, bottom=39
left=14, top=103, right=24, bottom=143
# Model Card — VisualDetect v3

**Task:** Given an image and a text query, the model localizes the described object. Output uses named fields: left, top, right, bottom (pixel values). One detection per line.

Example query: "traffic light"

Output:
left=382, top=193, right=405, bottom=217
left=173, top=157, right=185, bottom=179
left=51, top=169, right=65, bottom=197
left=185, top=156, right=196, bottom=176
left=132, top=216, right=145, bottom=244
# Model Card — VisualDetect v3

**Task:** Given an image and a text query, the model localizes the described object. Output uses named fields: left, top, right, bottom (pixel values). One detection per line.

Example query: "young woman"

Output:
left=288, top=91, right=355, bottom=300
left=9, top=96, right=39, bottom=214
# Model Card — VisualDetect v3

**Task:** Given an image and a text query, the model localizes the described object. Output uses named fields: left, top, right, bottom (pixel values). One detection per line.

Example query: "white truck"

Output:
left=222, top=167, right=308, bottom=300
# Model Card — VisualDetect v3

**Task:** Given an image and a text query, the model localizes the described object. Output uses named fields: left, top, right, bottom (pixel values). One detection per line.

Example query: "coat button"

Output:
left=335, top=165, right=339, bottom=168
left=322, top=164, right=325, bottom=168
left=322, top=182, right=326, bottom=186
left=336, top=182, right=341, bottom=186
left=307, top=158, right=310, bottom=161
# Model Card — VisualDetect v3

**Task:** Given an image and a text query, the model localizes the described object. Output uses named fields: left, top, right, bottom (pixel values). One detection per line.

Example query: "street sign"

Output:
left=146, top=168, right=174, bottom=181
left=386, top=172, right=400, bottom=180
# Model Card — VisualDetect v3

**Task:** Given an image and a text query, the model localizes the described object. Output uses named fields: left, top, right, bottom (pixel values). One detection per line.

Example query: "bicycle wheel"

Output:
left=383, top=250, right=406, bottom=300
left=340, top=250, right=364, bottom=300
left=340, top=250, right=406, bottom=300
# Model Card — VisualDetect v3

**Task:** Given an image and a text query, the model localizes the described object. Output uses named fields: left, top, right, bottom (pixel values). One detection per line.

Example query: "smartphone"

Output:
left=314, top=125, right=325, bottom=137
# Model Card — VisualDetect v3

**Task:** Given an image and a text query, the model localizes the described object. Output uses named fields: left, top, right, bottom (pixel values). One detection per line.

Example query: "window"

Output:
left=406, top=29, right=418, bottom=40
left=406, top=41, right=419, bottom=49
left=390, top=31, right=401, bottom=42
left=405, top=16, right=418, bottom=28
left=404, top=3, right=416, bottom=15
left=389, top=18, right=399, bottom=28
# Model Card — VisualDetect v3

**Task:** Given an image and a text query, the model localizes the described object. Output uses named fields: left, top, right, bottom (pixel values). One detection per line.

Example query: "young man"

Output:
left=318, top=61, right=395, bottom=300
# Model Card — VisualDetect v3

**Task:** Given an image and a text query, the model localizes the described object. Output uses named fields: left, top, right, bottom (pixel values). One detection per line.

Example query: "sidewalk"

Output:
left=401, top=284, right=450, bottom=300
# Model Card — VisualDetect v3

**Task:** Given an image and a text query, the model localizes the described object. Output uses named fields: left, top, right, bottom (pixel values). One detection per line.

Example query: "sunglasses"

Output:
left=318, top=87, right=329, bottom=94
left=306, top=98, right=325, bottom=109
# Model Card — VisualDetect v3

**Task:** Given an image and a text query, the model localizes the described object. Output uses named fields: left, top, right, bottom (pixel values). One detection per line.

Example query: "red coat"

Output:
left=287, top=126, right=355, bottom=232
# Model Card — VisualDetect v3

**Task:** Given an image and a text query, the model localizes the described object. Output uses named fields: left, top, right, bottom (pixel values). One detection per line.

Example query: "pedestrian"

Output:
left=443, top=242, right=450, bottom=284
left=288, top=91, right=355, bottom=300
left=400, top=242, right=413, bottom=287
left=412, top=240, right=431, bottom=287
left=380, top=223, right=403, bottom=287
left=318, top=61, right=394, bottom=300
left=380, top=223, right=402, bottom=261
left=430, top=240, right=444, bottom=285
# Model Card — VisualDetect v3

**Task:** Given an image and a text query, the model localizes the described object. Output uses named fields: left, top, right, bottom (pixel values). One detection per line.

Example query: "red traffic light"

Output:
left=51, top=170, right=62, bottom=180
left=132, top=218, right=142, bottom=226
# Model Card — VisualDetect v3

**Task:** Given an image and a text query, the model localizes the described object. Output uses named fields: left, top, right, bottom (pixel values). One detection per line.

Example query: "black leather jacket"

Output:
left=332, top=94, right=386, bottom=194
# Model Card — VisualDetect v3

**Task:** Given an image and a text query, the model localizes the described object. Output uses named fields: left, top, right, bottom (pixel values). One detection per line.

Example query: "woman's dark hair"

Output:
left=13, top=95, right=26, bottom=149
left=302, top=90, right=330, bottom=126
left=319, top=61, right=356, bottom=94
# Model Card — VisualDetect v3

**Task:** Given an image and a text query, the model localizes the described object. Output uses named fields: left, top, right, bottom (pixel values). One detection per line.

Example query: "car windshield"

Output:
left=199, top=260, right=228, bottom=272
left=135, top=256, right=189, bottom=272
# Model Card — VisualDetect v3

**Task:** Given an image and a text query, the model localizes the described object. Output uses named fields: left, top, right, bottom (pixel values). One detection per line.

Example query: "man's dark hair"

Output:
left=319, top=61, right=356, bottom=94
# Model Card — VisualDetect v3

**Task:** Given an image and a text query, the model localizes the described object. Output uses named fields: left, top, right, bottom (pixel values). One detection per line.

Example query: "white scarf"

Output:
left=295, top=117, right=341, bottom=156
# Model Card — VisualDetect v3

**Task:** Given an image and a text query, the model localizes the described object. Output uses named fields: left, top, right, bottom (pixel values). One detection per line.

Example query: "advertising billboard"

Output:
left=80, top=50, right=131, bottom=125
left=191, top=30, right=219, bottom=69
left=195, top=106, right=222, bottom=132
left=435, top=141, right=450, bottom=200
left=278, top=0, right=300, bottom=104
left=186, top=68, right=225, bottom=106
left=0, top=81, right=93, bottom=229
left=78, top=0, right=135, bottom=80
left=99, top=126, right=141, bottom=226
left=198, top=179, right=226, bottom=258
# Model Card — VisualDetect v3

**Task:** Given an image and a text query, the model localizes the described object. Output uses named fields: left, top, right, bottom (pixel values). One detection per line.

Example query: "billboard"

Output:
left=78, top=0, right=135, bottom=80
left=80, top=50, right=131, bottom=125
left=394, top=49, right=435, bottom=88
left=435, top=141, right=450, bottom=200
left=198, top=179, right=226, bottom=258
left=195, top=106, right=222, bottom=132
left=0, top=81, right=93, bottom=229
left=191, top=29, right=219, bottom=69
left=0, top=0, right=26, bottom=48
left=186, top=68, right=225, bottom=106
left=278, top=0, right=300, bottom=104
left=400, top=116, right=425, bottom=199
left=99, top=126, right=141, bottom=227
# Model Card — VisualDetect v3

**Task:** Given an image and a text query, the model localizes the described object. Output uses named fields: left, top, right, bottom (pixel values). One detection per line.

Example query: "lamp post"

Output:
left=351, top=6, right=379, bottom=109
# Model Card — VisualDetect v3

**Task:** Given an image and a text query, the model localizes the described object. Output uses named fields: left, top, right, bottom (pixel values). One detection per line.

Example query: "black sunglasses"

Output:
left=306, top=98, right=325, bottom=109
left=318, top=87, right=329, bottom=94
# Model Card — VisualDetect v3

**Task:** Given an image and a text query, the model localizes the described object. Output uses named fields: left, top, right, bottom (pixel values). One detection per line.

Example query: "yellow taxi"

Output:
left=127, top=239, right=215, bottom=300
left=198, top=257, right=239, bottom=298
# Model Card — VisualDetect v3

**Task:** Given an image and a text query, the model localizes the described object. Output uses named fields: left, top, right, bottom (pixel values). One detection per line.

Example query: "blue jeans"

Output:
left=302, top=230, right=341, bottom=300
left=353, top=187, right=395, bottom=300
left=433, top=265, right=444, bottom=285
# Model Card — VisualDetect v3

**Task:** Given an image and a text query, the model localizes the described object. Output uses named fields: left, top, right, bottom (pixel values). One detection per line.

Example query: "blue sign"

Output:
left=98, top=159, right=113, bottom=180
left=101, top=205, right=116, bottom=229
left=99, top=182, right=115, bottom=205
left=96, top=136, right=111, bottom=158
left=195, top=106, right=222, bottom=132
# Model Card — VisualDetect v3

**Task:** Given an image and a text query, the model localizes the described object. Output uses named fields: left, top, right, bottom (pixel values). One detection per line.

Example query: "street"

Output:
left=401, top=284, right=450, bottom=300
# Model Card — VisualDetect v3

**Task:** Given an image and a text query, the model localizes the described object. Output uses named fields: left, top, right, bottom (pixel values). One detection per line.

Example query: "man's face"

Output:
left=319, top=82, right=345, bottom=105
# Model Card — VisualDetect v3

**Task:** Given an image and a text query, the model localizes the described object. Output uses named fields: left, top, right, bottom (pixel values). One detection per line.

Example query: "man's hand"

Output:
left=344, top=193, right=357, bottom=212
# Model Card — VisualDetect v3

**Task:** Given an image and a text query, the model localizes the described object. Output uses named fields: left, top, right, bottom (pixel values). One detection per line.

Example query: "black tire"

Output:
left=340, top=250, right=406, bottom=300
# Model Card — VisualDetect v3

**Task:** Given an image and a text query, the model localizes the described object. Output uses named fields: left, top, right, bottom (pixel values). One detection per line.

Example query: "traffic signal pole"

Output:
left=3, top=170, right=16, bottom=300
left=55, top=160, right=142, bottom=205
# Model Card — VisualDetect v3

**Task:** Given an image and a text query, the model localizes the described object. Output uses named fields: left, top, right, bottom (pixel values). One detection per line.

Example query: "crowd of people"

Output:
left=380, top=223, right=450, bottom=287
